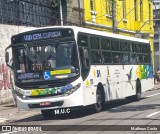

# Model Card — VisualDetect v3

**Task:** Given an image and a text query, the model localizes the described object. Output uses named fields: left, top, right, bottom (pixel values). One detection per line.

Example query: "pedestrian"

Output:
left=155, top=68, right=160, bottom=83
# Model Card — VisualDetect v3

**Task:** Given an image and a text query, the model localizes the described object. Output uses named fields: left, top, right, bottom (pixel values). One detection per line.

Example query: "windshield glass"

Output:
left=13, top=41, right=79, bottom=82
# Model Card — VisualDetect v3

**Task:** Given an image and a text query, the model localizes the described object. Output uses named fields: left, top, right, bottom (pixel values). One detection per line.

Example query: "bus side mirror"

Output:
left=5, top=45, right=13, bottom=69
left=5, top=52, right=9, bottom=63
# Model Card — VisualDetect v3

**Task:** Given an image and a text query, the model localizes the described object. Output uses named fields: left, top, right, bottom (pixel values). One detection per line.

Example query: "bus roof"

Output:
left=13, top=26, right=149, bottom=43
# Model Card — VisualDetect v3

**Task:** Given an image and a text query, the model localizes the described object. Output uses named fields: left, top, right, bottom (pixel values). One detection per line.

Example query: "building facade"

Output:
left=83, top=0, right=154, bottom=69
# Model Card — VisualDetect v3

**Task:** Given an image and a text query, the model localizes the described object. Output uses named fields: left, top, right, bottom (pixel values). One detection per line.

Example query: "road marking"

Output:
left=2, top=131, right=18, bottom=134
left=146, top=111, right=160, bottom=118
left=145, top=93, right=160, bottom=98
left=0, top=117, right=8, bottom=123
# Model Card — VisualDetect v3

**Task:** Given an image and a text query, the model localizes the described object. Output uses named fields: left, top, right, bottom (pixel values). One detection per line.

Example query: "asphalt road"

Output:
left=1, top=89, right=160, bottom=134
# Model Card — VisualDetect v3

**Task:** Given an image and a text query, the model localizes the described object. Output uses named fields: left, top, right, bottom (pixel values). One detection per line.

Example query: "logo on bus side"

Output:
left=94, top=69, right=101, bottom=78
left=136, top=65, right=153, bottom=80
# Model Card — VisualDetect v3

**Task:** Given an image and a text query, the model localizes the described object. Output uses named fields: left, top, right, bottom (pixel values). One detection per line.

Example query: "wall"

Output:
left=0, top=24, right=35, bottom=104
left=66, top=0, right=84, bottom=26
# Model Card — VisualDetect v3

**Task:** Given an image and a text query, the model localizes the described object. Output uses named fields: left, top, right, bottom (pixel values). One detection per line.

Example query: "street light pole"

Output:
left=60, top=0, right=63, bottom=26
left=78, top=0, right=82, bottom=27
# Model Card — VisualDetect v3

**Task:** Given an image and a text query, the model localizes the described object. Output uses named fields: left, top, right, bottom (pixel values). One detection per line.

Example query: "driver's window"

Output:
left=78, top=33, right=90, bottom=69
left=79, top=48, right=89, bottom=68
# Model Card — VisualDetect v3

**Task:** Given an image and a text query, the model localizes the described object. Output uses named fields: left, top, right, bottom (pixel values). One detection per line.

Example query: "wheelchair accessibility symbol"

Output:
left=43, top=71, right=51, bottom=80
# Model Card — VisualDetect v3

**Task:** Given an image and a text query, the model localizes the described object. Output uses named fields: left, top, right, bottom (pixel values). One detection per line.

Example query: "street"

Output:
left=0, top=86, right=160, bottom=134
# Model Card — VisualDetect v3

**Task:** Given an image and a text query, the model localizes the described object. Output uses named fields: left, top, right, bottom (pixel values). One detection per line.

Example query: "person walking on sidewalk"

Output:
left=155, top=68, right=160, bottom=83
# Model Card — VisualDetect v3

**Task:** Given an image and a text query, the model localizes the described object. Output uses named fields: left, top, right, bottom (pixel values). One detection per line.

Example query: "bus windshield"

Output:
left=13, top=41, right=79, bottom=82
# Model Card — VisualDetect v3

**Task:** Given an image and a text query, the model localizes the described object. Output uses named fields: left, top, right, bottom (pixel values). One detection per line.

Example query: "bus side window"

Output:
left=102, top=51, right=112, bottom=63
left=91, top=50, right=102, bottom=64
left=121, top=42, right=128, bottom=52
left=137, top=54, right=143, bottom=64
left=122, top=53, right=129, bottom=64
left=78, top=33, right=90, bottom=68
left=79, top=47, right=89, bottom=68
left=130, top=54, right=136, bottom=64
left=113, top=52, right=121, bottom=64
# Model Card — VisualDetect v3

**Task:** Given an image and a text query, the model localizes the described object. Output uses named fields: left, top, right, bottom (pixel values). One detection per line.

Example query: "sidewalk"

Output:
left=153, top=83, right=160, bottom=90
left=0, top=102, right=40, bottom=124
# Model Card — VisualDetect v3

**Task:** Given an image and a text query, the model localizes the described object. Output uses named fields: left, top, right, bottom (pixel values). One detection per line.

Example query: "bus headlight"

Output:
left=63, top=83, right=81, bottom=96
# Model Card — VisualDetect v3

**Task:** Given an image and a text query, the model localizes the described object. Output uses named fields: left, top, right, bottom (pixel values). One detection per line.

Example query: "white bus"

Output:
left=5, top=26, right=154, bottom=119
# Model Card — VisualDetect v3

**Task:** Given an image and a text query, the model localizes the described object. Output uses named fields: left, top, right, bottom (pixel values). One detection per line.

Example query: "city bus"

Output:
left=5, top=26, right=154, bottom=119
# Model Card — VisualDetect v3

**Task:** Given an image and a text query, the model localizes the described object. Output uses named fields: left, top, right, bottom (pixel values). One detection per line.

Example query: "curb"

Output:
left=0, top=100, right=15, bottom=106
left=149, top=87, right=160, bottom=91
left=0, top=118, right=9, bottom=124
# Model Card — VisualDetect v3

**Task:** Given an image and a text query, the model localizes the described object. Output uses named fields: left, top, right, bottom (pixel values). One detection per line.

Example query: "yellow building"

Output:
left=84, top=0, right=154, bottom=69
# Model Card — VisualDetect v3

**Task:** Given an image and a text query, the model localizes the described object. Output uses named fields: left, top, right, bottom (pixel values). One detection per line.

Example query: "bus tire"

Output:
left=135, top=81, right=141, bottom=101
left=94, top=88, right=103, bottom=112
left=41, top=110, right=54, bottom=119
left=126, top=81, right=141, bottom=102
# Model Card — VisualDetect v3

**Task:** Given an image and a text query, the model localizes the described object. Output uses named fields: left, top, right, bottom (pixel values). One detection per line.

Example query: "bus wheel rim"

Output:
left=97, top=91, right=102, bottom=108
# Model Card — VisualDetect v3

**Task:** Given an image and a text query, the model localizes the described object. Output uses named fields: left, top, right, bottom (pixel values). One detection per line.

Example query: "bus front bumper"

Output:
left=16, top=90, right=83, bottom=110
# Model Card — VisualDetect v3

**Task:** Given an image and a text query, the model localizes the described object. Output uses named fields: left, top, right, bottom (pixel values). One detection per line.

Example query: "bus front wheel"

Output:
left=94, top=89, right=103, bottom=112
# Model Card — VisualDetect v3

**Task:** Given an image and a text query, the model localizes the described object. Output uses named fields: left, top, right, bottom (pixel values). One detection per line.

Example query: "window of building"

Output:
left=106, top=0, right=112, bottom=16
left=140, top=0, right=143, bottom=21
left=122, top=0, right=126, bottom=19
left=134, top=0, right=138, bottom=21
left=90, top=0, right=95, bottom=11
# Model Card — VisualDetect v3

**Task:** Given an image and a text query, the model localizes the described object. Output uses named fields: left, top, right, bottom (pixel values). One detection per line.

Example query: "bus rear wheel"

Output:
left=135, top=81, right=141, bottom=101
left=126, top=81, right=141, bottom=102
left=41, top=109, right=54, bottom=119
left=94, top=89, right=103, bottom=112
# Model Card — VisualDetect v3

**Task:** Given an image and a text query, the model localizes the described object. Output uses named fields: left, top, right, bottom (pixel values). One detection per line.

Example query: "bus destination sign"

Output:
left=24, top=31, right=61, bottom=41
left=11, top=28, right=74, bottom=44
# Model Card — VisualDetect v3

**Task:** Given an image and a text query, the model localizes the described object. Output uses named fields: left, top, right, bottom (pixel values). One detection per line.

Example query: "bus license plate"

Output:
left=40, top=101, right=51, bottom=106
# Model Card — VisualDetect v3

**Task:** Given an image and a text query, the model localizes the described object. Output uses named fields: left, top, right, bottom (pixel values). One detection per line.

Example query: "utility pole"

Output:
left=78, top=0, right=82, bottom=27
left=60, top=0, right=63, bottom=26
left=112, top=0, right=117, bottom=33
